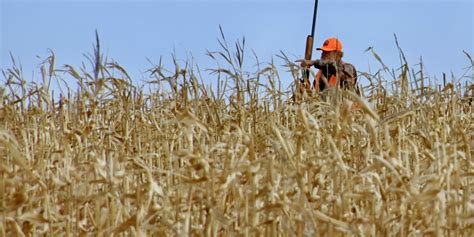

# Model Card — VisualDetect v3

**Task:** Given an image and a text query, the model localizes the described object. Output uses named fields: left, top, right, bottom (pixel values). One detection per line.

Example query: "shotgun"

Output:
left=301, top=0, right=319, bottom=88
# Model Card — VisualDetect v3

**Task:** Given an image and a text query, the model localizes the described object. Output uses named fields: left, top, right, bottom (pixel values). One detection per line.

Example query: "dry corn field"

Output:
left=1, top=38, right=473, bottom=236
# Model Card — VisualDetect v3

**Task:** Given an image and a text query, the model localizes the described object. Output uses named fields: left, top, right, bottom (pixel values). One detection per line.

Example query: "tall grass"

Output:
left=0, top=33, right=473, bottom=236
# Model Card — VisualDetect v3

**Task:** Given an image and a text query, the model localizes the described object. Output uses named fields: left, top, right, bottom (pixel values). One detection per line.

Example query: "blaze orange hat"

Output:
left=317, top=38, right=343, bottom=52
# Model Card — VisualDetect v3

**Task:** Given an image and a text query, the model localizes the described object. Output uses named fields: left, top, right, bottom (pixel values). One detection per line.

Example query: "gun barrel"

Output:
left=300, top=0, right=319, bottom=87
left=311, top=0, right=319, bottom=37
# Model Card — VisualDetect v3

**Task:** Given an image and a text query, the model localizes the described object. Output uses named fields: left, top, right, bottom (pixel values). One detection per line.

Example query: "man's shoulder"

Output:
left=341, top=61, right=356, bottom=69
left=341, top=61, right=357, bottom=76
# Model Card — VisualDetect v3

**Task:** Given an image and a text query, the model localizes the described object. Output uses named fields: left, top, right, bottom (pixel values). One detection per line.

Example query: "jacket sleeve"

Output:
left=313, top=59, right=337, bottom=75
left=313, top=59, right=351, bottom=78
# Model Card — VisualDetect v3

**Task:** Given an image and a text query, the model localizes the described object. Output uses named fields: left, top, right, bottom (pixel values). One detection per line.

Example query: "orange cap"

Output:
left=317, top=38, right=343, bottom=52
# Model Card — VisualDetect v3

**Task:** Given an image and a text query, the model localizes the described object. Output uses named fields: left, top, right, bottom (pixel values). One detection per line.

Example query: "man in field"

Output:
left=299, top=37, right=360, bottom=95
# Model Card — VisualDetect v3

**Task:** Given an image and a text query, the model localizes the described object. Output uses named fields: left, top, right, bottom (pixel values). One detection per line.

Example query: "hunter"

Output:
left=299, top=37, right=360, bottom=95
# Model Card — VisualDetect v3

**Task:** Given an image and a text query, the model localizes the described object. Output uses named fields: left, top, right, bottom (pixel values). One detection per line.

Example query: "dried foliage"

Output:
left=0, top=35, right=473, bottom=236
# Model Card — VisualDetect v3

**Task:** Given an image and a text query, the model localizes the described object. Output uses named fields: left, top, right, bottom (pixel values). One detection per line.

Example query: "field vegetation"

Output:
left=1, top=33, right=473, bottom=236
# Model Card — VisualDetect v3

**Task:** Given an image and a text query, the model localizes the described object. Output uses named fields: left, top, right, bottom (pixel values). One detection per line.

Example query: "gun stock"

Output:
left=305, top=35, right=314, bottom=60
left=302, top=35, right=314, bottom=87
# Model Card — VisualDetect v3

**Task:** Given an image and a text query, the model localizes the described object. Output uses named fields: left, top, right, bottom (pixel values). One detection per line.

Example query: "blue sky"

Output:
left=1, top=0, right=473, bottom=90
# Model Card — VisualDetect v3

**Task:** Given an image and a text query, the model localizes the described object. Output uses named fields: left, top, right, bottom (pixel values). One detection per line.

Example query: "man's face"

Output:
left=321, top=50, right=338, bottom=61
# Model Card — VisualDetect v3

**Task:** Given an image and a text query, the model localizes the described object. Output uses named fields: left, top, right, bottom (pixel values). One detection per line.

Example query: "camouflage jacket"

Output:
left=313, top=59, right=360, bottom=95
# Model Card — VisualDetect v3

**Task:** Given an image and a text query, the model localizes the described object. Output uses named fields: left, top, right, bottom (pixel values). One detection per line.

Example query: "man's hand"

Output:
left=296, top=59, right=315, bottom=68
